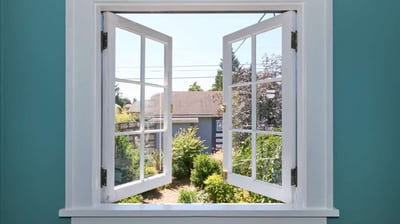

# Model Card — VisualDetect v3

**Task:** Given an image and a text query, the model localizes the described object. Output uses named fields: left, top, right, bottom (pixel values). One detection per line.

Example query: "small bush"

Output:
left=204, top=173, right=235, bottom=203
left=172, top=159, right=190, bottom=179
left=178, top=188, right=198, bottom=203
left=190, top=154, right=222, bottom=189
left=172, top=127, right=207, bottom=179
left=117, top=194, right=143, bottom=204
left=145, top=166, right=159, bottom=177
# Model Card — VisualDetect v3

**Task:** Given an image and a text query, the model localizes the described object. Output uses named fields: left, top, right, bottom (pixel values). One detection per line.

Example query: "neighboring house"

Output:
left=149, top=91, right=223, bottom=153
left=126, top=101, right=140, bottom=115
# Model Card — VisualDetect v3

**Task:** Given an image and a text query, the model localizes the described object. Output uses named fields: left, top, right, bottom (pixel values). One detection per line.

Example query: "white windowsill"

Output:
left=59, top=204, right=339, bottom=217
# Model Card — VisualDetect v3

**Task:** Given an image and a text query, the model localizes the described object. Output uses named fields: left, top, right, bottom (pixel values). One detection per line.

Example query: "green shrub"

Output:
left=178, top=188, right=198, bottom=203
left=190, top=154, right=222, bottom=189
left=145, top=166, right=158, bottom=177
left=232, top=133, right=282, bottom=185
left=172, top=159, right=190, bottom=179
left=117, top=194, right=143, bottom=204
left=204, top=174, right=235, bottom=203
left=115, top=135, right=140, bottom=184
left=172, top=127, right=207, bottom=179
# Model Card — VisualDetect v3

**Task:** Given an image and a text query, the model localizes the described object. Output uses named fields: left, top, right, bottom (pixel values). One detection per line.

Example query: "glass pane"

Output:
left=231, top=85, right=252, bottom=129
left=115, top=82, right=140, bottom=132
left=256, top=27, right=282, bottom=81
left=115, top=28, right=141, bottom=81
left=145, top=86, right=164, bottom=130
left=232, top=132, right=252, bottom=177
left=144, top=132, right=164, bottom=178
left=115, top=134, right=141, bottom=185
left=256, top=81, right=282, bottom=131
left=255, top=134, right=282, bottom=185
left=232, top=38, right=252, bottom=84
left=145, top=38, right=165, bottom=86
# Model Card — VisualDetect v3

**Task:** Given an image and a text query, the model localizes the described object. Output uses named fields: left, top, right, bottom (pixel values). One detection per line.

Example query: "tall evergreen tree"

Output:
left=210, top=51, right=241, bottom=91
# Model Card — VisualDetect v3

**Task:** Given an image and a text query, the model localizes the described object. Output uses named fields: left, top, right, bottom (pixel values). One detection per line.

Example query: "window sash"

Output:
left=222, top=11, right=296, bottom=203
left=101, top=12, right=173, bottom=202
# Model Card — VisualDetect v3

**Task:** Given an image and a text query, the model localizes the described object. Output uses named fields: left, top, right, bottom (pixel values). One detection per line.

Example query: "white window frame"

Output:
left=60, top=0, right=338, bottom=223
left=101, top=12, right=173, bottom=203
left=223, top=11, right=296, bottom=203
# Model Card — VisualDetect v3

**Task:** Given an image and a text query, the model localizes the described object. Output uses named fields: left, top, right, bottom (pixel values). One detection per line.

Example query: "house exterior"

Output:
left=151, top=91, right=223, bottom=153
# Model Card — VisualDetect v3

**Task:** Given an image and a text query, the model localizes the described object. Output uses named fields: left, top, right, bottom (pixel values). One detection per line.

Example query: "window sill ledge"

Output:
left=59, top=204, right=339, bottom=218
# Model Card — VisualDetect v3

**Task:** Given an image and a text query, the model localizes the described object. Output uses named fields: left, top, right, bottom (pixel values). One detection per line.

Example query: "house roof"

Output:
left=148, top=91, right=223, bottom=118
left=127, top=101, right=140, bottom=113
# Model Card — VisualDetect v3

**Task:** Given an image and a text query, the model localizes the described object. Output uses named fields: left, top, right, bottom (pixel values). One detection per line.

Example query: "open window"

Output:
left=101, top=12, right=173, bottom=202
left=102, top=11, right=296, bottom=203
left=222, top=11, right=296, bottom=203
left=62, top=0, right=337, bottom=222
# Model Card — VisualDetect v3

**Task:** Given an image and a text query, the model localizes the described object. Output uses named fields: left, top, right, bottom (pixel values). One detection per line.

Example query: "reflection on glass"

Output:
left=115, top=28, right=141, bottom=80
left=115, top=135, right=140, bottom=185
left=144, top=132, right=164, bottom=178
left=256, top=27, right=282, bottom=81
left=145, top=86, right=164, bottom=130
left=231, top=85, right=252, bottom=129
left=255, top=134, right=282, bottom=185
left=256, top=82, right=282, bottom=131
left=115, top=82, right=141, bottom=132
left=145, top=38, right=165, bottom=86
left=232, top=132, right=252, bottom=177
left=232, top=38, right=252, bottom=84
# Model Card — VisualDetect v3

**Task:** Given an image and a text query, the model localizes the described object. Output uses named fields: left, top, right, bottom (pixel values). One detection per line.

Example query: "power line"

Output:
left=233, top=13, right=267, bottom=54
left=117, top=64, right=220, bottom=69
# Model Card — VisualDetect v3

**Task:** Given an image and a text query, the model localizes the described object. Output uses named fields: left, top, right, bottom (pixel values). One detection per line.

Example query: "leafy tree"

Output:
left=188, top=81, right=203, bottom=91
left=256, top=54, right=282, bottom=130
left=230, top=53, right=283, bottom=185
left=115, top=84, right=132, bottom=107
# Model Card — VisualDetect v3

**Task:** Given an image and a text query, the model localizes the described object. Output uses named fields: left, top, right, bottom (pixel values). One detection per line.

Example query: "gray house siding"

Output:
left=172, top=118, right=217, bottom=154
left=198, top=117, right=214, bottom=153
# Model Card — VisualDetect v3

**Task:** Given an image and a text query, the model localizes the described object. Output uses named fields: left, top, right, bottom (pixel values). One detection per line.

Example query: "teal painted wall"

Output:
left=330, top=0, right=400, bottom=223
left=0, top=1, right=68, bottom=224
left=0, top=0, right=3, bottom=221
left=0, top=0, right=400, bottom=224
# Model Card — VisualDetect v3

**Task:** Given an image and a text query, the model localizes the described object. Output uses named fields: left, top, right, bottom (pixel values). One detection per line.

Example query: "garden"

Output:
left=116, top=127, right=281, bottom=204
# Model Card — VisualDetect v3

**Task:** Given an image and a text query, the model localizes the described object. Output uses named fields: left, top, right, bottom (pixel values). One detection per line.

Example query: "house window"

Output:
left=101, top=12, right=173, bottom=202
left=101, top=11, right=295, bottom=203
left=60, top=0, right=338, bottom=223
left=222, top=11, right=296, bottom=203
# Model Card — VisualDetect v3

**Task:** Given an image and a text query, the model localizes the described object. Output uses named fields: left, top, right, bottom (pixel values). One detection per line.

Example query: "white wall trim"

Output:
left=64, top=0, right=336, bottom=222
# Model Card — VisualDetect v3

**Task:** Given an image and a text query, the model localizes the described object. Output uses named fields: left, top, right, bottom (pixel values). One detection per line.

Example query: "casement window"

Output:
left=101, top=12, right=173, bottom=202
left=60, top=0, right=338, bottom=224
left=101, top=11, right=295, bottom=203
left=222, top=11, right=296, bottom=203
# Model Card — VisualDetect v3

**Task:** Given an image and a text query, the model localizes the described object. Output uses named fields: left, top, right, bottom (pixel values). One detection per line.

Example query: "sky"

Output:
left=114, top=13, right=280, bottom=101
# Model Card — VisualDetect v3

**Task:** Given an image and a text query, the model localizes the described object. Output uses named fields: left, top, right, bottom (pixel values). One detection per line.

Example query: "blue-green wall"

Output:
left=1, top=0, right=400, bottom=223
left=331, top=0, right=400, bottom=223
left=0, top=1, right=67, bottom=224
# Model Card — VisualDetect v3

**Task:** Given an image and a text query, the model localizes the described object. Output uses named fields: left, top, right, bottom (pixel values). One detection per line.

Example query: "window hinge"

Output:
left=291, top=31, right=298, bottom=52
left=101, top=31, right=108, bottom=51
left=101, top=168, right=107, bottom=187
left=222, top=169, right=228, bottom=182
left=291, top=167, right=297, bottom=186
